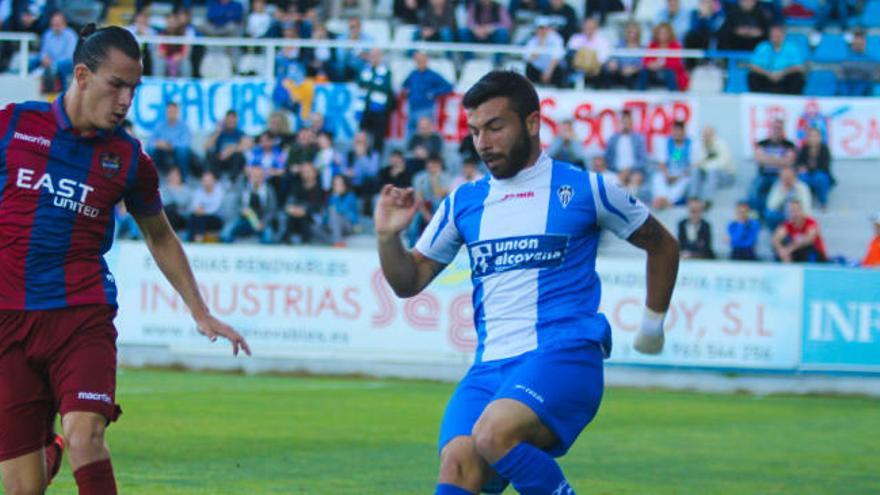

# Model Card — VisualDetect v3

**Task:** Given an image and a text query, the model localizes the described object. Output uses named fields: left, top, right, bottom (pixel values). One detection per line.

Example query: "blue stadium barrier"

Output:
left=812, top=33, right=849, bottom=63
left=804, top=70, right=839, bottom=96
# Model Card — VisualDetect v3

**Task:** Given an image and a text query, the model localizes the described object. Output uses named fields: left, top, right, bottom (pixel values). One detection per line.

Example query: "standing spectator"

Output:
left=542, top=0, right=579, bottom=42
left=525, top=17, right=567, bottom=88
left=278, top=163, right=326, bottom=244
left=601, top=21, right=643, bottom=89
left=772, top=199, right=827, bottom=263
left=346, top=130, right=382, bottom=205
left=378, top=149, right=413, bottom=189
left=718, top=0, right=770, bottom=51
left=148, top=101, right=193, bottom=178
left=678, top=198, right=715, bottom=259
left=765, top=165, right=812, bottom=230
left=605, top=109, right=648, bottom=192
left=639, top=23, right=689, bottom=91
left=395, top=0, right=427, bottom=24
left=247, top=131, right=288, bottom=200
left=326, top=175, right=360, bottom=246
left=450, top=155, right=485, bottom=189
left=203, top=0, right=244, bottom=36
left=275, top=22, right=305, bottom=76
left=246, top=0, right=272, bottom=39
left=747, top=25, right=806, bottom=94
left=727, top=200, right=760, bottom=260
left=357, top=48, right=395, bottom=153
left=127, top=8, right=157, bottom=75
left=749, top=118, right=796, bottom=214
left=401, top=51, right=453, bottom=138
left=205, top=110, right=249, bottom=181
left=548, top=119, right=587, bottom=168
left=838, top=29, right=878, bottom=97
left=684, top=0, right=724, bottom=52
left=689, top=125, right=734, bottom=207
left=188, top=171, right=226, bottom=242
left=567, top=16, right=612, bottom=87
left=418, top=0, right=458, bottom=42
left=221, top=166, right=278, bottom=244
left=36, top=12, right=76, bottom=92
left=332, top=17, right=374, bottom=82
left=655, top=0, right=690, bottom=41
left=795, top=127, right=834, bottom=210
left=463, top=0, right=512, bottom=47
left=406, top=116, right=444, bottom=172
left=861, top=212, right=880, bottom=267
left=315, top=130, right=345, bottom=190
left=160, top=167, right=192, bottom=233
left=408, top=154, right=451, bottom=246
left=155, top=12, right=192, bottom=77
left=652, top=120, right=692, bottom=209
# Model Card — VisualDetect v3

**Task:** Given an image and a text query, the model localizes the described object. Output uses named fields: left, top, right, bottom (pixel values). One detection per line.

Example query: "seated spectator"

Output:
left=205, top=110, right=248, bottom=182
left=36, top=12, right=76, bottom=92
left=401, top=52, right=453, bottom=138
left=795, top=127, right=834, bottom=210
left=567, top=16, right=612, bottom=87
left=450, top=155, right=486, bottom=189
left=727, top=200, right=761, bottom=260
left=115, top=203, right=141, bottom=240
left=509, top=0, right=546, bottom=19
left=542, top=0, right=579, bottom=42
left=462, top=0, right=512, bottom=46
left=308, top=111, right=333, bottom=137
left=815, top=0, right=849, bottom=31
left=678, top=198, right=715, bottom=259
left=267, top=110, right=296, bottom=148
left=548, top=120, right=587, bottom=168
left=718, top=0, right=770, bottom=51
left=765, top=165, right=812, bottom=230
left=378, top=149, right=413, bottom=189
left=246, top=0, right=272, bottom=39
left=639, top=23, right=689, bottom=91
left=287, top=126, right=320, bottom=171
left=408, top=154, right=451, bottom=246
left=278, top=163, right=326, bottom=244
left=689, top=125, right=734, bottom=207
left=406, top=116, right=444, bottom=172
left=155, top=12, right=192, bottom=77
left=302, top=22, right=335, bottom=80
left=652, top=120, right=692, bottom=209
left=275, top=22, right=305, bottom=76
left=127, top=8, right=157, bottom=75
left=328, top=0, right=373, bottom=19
left=326, top=175, right=360, bottom=246
left=417, top=0, right=459, bottom=43
left=605, top=109, right=647, bottom=192
left=839, top=30, right=878, bottom=97
left=747, top=25, right=805, bottom=95
left=585, top=0, right=624, bottom=25
left=772, top=199, right=827, bottom=263
left=655, top=0, right=690, bottom=41
left=148, top=102, right=194, bottom=178
left=749, top=118, right=796, bottom=213
left=862, top=212, right=880, bottom=267
left=525, top=18, right=567, bottom=87
left=684, top=0, right=724, bottom=53
left=13, top=0, right=53, bottom=34
left=315, top=131, right=346, bottom=190
left=345, top=130, right=382, bottom=206
left=589, top=155, right=619, bottom=184
left=357, top=49, right=394, bottom=153
left=601, top=21, right=642, bottom=90
left=159, top=167, right=192, bottom=233
left=395, top=0, right=427, bottom=24
left=203, top=0, right=244, bottom=37
left=247, top=131, right=288, bottom=200
left=188, top=171, right=226, bottom=243
left=332, top=18, right=373, bottom=82
left=221, top=166, right=278, bottom=244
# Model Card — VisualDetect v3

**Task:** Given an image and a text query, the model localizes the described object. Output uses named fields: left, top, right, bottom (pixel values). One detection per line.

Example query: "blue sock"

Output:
left=491, top=443, right=575, bottom=495
left=435, top=483, right=474, bottom=495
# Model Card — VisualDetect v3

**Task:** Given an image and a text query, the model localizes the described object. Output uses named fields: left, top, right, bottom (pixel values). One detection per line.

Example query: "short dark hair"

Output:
left=73, top=23, right=141, bottom=72
left=389, top=148, right=405, bottom=158
left=621, top=109, right=632, bottom=118
left=166, top=101, right=178, bottom=108
left=672, top=120, right=685, bottom=130
left=462, top=71, right=540, bottom=121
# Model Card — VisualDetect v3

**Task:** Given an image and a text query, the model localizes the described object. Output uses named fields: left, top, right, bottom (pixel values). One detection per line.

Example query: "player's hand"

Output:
left=374, top=185, right=418, bottom=239
left=633, top=308, right=665, bottom=355
left=195, top=314, right=252, bottom=357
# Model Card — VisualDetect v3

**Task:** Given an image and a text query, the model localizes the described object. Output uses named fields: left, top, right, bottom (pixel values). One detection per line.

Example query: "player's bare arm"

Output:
left=134, top=211, right=251, bottom=356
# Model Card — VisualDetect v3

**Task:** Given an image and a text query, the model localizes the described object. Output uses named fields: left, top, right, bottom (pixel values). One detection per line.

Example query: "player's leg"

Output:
left=62, top=411, right=115, bottom=494
left=0, top=451, right=46, bottom=495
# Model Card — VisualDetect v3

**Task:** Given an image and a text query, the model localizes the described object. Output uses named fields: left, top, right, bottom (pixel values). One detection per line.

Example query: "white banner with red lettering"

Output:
left=111, top=242, right=803, bottom=370
left=740, top=94, right=880, bottom=159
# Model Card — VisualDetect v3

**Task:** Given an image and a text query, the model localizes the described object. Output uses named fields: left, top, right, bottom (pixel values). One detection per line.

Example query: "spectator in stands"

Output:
left=378, top=149, right=413, bottom=189
left=115, top=203, right=141, bottom=240
left=247, top=131, right=288, bottom=200
left=246, top=0, right=273, bottom=39
left=148, top=102, right=194, bottom=178
left=395, top=0, right=427, bottom=24
left=357, top=48, right=394, bottom=153
left=525, top=17, right=567, bottom=88
left=589, top=155, right=619, bottom=184
left=542, top=0, right=579, bottom=42
left=127, top=8, right=157, bottom=75
left=652, top=120, right=692, bottom=209
left=174, top=8, right=204, bottom=78
left=727, top=200, right=760, bottom=260
left=315, top=131, right=345, bottom=190
left=407, top=116, right=444, bottom=172
left=678, top=198, right=715, bottom=259
left=408, top=154, right=451, bottom=245
left=402, top=51, right=453, bottom=138
left=509, top=0, right=546, bottom=19
left=13, top=0, right=52, bottom=34
left=749, top=118, right=796, bottom=215
left=289, top=126, right=320, bottom=167
left=303, top=22, right=336, bottom=79
left=345, top=130, right=382, bottom=206
left=308, top=110, right=333, bottom=137
left=450, top=155, right=485, bottom=189
left=639, top=22, right=689, bottom=91
left=601, top=21, right=643, bottom=90
left=221, top=165, right=278, bottom=244
left=160, top=167, right=192, bottom=234
left=765, top=165, right=812, bottom=230
left=267, top=110, right=296, bottom=148
left=36, top=12, right=76, bottom=92
left=746, top=25, right=805, bottom=94
left=156, top=12, right=193, bottom=78
left=585, top=0, right=624, bottom=26
left=772, top=199, right=827, bottom=263
left=328, top=0, right=373, bottom=20
left=204, top=0, right=244, bottom=36
left=463, top=0, right=512, bottom=47
left=861, top=212, right=880, bottom=267
left=655, top=0, right=690, bottom=41
left=418, top=0, right=458, bottom=43
left=567, top=16, right=612, bottom=87
left=188, top=171, right=226, bottom=243
left=332, top=17, right=373, bottom=82
left=278, top=162, right=326, bottom=244
left=548, top=119, right=587, bottom=168
left=815, top=0, right=849, bottom=31
left=275, top=21, right=306, bottom=76
left=326, top=175, right=360, bottom=246
left=689, top=125, right=734, bottom=207
left=684, top=0, right=724, bottom=53
left=839, top=30, right=878, bottom=97
left=718, top=0, right=770, bottom=51
left=795, top=127, right=834, bottom=210
left=605, top=109, right=648, bottom=191
left=205, top=110, right=249, bottom=181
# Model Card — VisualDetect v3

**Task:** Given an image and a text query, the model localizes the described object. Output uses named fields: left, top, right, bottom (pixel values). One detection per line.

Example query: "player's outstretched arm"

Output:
left=133, top=211, right=252, bottom=356
left=627, top=215, right=680, bottom=354
left=374, top=185, right=446, bottom=298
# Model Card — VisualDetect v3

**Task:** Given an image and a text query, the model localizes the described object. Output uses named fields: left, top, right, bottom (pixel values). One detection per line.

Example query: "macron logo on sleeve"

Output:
left=77, top=391, right=113, bottom=404
left=13, top=132, right=51, bottom=148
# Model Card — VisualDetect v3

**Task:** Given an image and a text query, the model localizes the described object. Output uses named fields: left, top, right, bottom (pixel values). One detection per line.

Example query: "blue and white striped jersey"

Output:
left=415, top=153, right=650, bottom=363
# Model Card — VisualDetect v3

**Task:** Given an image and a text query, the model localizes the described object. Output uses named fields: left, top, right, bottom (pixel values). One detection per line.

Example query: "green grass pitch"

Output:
left=39, top=369, right=879, bottom=494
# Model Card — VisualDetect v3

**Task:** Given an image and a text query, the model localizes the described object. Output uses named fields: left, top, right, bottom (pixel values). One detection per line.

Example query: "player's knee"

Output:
left=472, top=419, right=520, bottom=460
left=438, top=438, right=487, bottom=488
left=64, top=422, right=107, bottom=463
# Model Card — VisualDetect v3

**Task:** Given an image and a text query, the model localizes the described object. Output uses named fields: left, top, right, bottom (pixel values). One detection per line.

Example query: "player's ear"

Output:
left=525, top=110, right=541, bottom=137
left=73, top=63, right=91, bottom=89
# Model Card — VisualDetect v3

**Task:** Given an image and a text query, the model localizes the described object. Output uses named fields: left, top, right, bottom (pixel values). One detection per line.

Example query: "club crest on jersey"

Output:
left=557, top=185, right=574, bottom=208
left=100, top=153, right=121, bottom=178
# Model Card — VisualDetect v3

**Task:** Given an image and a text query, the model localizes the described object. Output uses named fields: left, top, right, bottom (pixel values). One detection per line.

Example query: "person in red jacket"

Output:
left=638, top=22, right=689, bottom=91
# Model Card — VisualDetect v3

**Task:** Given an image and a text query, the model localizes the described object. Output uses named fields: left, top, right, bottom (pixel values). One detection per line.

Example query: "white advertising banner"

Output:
left=740, top=93, right=880, bottom=159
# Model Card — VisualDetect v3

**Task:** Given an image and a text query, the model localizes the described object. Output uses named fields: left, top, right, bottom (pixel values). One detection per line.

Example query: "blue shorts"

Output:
left=438, top=340, right=605, bottom=458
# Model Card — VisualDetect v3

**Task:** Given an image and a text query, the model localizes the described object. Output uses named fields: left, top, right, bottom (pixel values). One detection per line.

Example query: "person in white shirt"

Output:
left=245, top=0, right=272, bottom=38
left=566, top=16, right=610, bottom=87
left=524, top=17, right=566, bottom=87
left=187, top=171, right=226, bottom=242
left=689, top=125, right=734, bottom=207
